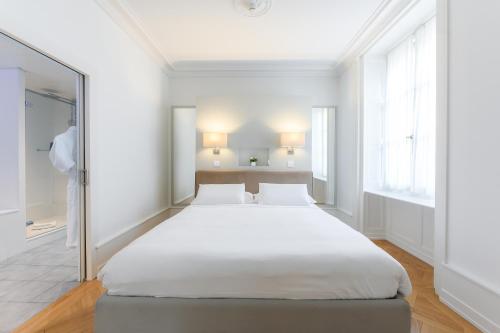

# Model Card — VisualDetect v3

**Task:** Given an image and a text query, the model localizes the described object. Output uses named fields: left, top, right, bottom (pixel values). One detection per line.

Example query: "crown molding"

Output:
left=169, top=69, right=337, bottom=78
left=94, top=0, right=173, bottom=74
left=169, top=60, right=337, bottom=78
left=334, top=0, right=415, bottom=76
left=172, top=60, right=336, bottom=72
left=95, top=0, right=405, bottom=78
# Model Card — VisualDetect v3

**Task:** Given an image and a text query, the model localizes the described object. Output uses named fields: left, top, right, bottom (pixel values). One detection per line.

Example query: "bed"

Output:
left=95, top=170, right=412, bottom=333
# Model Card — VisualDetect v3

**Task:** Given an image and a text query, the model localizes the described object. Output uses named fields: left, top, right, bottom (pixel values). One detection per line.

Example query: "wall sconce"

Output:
left=280, top=132, right=305, bottom=155
left=203, top=132, right=227, bottom=155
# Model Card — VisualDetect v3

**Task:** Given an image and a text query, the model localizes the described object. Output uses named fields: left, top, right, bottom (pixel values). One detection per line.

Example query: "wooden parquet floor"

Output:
left=12, top=240, right=481, bottom=333
left=374, top=241, right=481, bottom=333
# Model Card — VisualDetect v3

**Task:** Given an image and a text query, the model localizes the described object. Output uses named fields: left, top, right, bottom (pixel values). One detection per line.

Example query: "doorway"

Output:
left=0, top=32, right=86, bottom=331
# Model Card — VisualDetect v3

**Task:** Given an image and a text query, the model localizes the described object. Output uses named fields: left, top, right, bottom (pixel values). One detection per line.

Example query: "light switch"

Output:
left=213, top=160, right=221, bottom=167
left=287, top=160, right=295, bottom=168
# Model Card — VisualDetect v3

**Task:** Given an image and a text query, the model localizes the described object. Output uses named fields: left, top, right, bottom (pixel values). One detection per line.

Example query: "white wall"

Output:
left=170, top=75, right=335, bottom=171
left=0, top=68, right=25, bottom=261
left=170, top=76, right=336, bottom=107
left=0, top=0, right=171, bottom=275
left=336, top=63, right=360, bottom=228
left=196, top=95, right=312, bottom=170
left=435, top=1, right=500, bottom=331
left=0, top=69, right=24, bottom=211
left=170, top=75, right=337, bottom=204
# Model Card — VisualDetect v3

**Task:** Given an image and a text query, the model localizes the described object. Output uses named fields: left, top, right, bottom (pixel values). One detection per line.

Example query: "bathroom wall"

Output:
left=25, top=91, right=72, bottom=222
left=0, top=68, right=25, bottom=262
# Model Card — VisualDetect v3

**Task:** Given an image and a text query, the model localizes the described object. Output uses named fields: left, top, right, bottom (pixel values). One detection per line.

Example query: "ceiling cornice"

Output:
left=169, top=69, right=337, bottom=79
left=169, top=60, right=337, bottom=78
left=95, top=0, right=410, bottom=78
left=333, top=0, right=415, bottom=76
left=94, top=0, right=173, bottom=74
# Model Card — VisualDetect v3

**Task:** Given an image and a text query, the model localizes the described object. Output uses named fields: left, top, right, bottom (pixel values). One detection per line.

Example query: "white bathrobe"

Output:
left=49, top=126, right=78, bottom=248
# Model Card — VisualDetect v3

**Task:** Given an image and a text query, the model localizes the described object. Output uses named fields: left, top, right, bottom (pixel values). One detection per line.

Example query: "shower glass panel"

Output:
left=25, top=90, right=76, bottom=239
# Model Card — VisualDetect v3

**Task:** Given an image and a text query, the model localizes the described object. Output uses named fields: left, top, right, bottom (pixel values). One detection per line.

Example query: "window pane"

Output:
left=413, top=17, right=436, bottom=197
left=383, top=38, right=414, bottom=191
left=383, top=17, right=436, bottom=197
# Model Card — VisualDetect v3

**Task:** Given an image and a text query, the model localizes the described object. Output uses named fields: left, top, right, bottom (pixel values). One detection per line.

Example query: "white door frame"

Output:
left=76, top=74, right=88, bottom=281
left=0, top=30, right=89, bottom=281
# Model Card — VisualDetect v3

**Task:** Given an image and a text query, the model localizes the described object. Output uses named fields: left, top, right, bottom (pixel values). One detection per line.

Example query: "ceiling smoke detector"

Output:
left=234, top=0, right=272, bottom=17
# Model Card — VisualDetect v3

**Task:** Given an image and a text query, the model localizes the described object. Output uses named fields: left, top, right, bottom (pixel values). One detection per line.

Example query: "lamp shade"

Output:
left=280, top=132, right=305, bottom=148
left=203, top=132, right=227, bottom=148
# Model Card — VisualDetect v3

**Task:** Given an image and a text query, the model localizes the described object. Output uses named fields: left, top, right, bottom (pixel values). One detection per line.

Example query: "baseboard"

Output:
left=94, top=208, right=171, bottom=274
left=370, top=235, right=498, bottom=332
left=437, top=264, right=500, bottom=333
left=385, top=233, right=433, bottom=266
left=26, top=226, right=66, bottom=250
left=173, top=193, right=194, bottom=205
left=364, top=228, right=385, bottom=240
left=364, top=231, right=433, bottom=266
left=366, top=233, right=386, bottom=240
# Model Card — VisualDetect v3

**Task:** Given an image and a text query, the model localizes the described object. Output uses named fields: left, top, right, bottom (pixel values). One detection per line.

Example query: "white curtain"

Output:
left=383, top=17, right=436, bottom=197
left=413, top=17, right=436, bottom=197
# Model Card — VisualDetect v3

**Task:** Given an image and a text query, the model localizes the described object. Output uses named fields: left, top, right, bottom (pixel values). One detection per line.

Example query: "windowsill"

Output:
left=364, top=189, right=435, bottom=208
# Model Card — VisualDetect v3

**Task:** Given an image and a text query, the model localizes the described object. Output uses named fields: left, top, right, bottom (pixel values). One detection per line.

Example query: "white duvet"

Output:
left=99, top=205, right=412, bottom=299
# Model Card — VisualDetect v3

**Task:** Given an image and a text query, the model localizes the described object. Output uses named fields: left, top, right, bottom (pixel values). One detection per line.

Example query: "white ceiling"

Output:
left=0, top=33, right=78, bottom=100
left=120, top=0, right=385, bottom=68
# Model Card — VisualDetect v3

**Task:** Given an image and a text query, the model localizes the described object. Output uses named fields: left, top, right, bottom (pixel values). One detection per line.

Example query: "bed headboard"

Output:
left=195, top=170, right=313, bottom=195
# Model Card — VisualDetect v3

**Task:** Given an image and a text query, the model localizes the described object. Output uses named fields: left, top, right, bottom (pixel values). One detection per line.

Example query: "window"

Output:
left=382, top=17, right=436, bottom=198
left=312, top=107, right=329, bottom=180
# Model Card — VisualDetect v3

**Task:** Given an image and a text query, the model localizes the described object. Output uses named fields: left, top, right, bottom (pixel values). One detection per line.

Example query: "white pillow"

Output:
left=191, top=184, right=245, bottom=205
left=255, top=192, right=316, bottom=204
left=257, top=183, right=313, bottom=206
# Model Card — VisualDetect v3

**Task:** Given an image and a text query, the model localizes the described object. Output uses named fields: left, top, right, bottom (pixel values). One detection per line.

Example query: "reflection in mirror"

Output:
left=172, top=107, right=197, bottom=206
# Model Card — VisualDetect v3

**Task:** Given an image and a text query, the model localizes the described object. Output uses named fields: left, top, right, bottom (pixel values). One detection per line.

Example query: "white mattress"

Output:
left=99, top=205, right=412, bottom=299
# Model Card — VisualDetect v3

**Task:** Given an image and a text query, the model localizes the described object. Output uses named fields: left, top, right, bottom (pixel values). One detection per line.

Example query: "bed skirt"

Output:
left=95, top=294, right=410, bottom=333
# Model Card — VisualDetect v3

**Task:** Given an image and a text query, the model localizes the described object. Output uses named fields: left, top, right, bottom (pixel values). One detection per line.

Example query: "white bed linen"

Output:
left=99, top=205, right=412, bottom=299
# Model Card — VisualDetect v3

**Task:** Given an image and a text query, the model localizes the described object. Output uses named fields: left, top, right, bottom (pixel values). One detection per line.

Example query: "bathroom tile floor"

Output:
left=0, top=236, right=78, bottom=333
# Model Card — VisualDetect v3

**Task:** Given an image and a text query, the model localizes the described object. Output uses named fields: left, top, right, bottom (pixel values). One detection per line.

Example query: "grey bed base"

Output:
left=95, top=294, right=410, bottom=333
